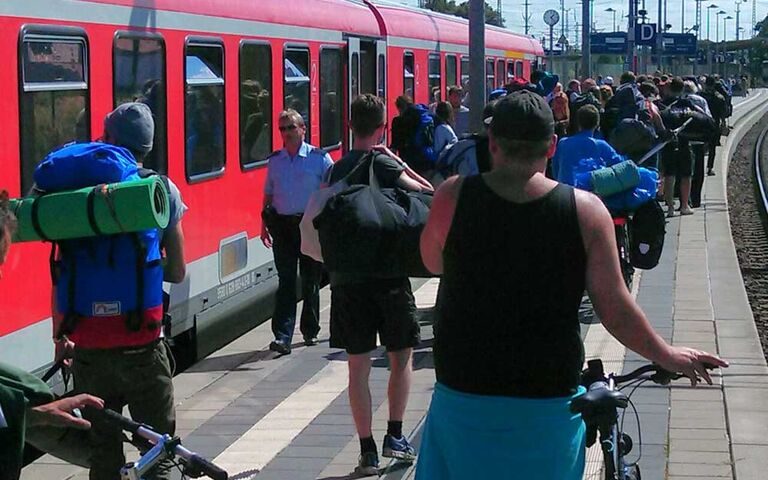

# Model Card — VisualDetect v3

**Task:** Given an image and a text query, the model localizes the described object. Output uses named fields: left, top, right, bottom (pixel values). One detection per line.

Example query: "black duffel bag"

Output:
left=659, top=99, right=718, bottom=143
left=313, top=153, right=434, bottom=278
left=609, top=118, right=658, bottom=161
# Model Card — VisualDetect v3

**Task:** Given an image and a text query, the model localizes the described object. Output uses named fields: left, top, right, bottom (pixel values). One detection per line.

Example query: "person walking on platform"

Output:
left=659, top=78, right=695, bottom=217
left=417, top=91, right=728, bottom=479
left=47, top=103, right=187, bottom=480
left=262, top=109, right=333, bottom=355
left=700, top=76, right=728, bottom=177
left=327, top=94, right=432, bottom=475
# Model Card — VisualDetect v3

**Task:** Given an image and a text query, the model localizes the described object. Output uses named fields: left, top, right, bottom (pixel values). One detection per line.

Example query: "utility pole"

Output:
left=524, top=0, right=532, bottom=35
left=582, top=0, right=591, bottom=78
left=682, top=0, right=685, bottom=32
left=735, top=0, right=741, bottom=41
left=561, top=0, right=566, bottom=39
left=753, top=0, right=757, bottom=38
left=695, top=0, right=704, bottom=40
left=468, top=0, right=485, bottom=134
left=497, top=0, right=503, bottom=24
left=628, top=0, right=637, bottom=72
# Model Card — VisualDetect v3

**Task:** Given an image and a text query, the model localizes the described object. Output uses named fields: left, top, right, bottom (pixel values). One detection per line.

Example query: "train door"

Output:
left=345, top=38, right=385, bottom=148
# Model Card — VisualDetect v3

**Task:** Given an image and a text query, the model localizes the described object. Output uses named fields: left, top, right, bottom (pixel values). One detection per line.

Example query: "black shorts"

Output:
left=330, top=278, right=420, bottom=355
left=661, top=144, right=694, bottom=177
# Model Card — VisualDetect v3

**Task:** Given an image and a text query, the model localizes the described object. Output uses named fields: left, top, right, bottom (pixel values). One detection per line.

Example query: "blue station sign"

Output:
left=590, top=33, right=627, bottom=54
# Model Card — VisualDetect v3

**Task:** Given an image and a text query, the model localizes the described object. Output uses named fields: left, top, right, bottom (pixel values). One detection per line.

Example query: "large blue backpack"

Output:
left=398, top=104, right=437, bottom=173
left=33, top=142, right=164, bottom=340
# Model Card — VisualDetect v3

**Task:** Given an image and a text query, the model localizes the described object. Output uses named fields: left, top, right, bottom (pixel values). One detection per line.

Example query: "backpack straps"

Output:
left=30, top=196, right=51, bottom=242
left=126, top=233, right=147, bottom=332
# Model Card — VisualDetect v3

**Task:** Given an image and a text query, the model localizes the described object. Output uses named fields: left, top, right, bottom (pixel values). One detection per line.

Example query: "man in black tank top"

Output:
left=416, top=91, right=728, bottom=479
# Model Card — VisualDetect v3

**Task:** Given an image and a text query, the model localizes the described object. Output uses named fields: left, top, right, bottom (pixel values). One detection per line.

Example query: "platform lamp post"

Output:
left=707, top=4, right=718, bottom=73
left=606, top=7, right=617, bottom=32
left=716, top=10, right=727, bottom=76
left=723, top=15, right=733, bottom=76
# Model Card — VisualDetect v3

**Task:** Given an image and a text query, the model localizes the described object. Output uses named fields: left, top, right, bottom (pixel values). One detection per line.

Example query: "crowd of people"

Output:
left=0, top=66, right=732, bottom=480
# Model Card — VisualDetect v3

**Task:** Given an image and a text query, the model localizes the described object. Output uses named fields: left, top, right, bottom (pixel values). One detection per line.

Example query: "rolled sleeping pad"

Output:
left=590, top=160, right=641, bottom=198
left=10, top=176, right=170, bottom=243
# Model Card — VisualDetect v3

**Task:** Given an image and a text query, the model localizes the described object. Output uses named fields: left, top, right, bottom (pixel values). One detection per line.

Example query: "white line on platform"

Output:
left=213, top=360, right=349, bottom=475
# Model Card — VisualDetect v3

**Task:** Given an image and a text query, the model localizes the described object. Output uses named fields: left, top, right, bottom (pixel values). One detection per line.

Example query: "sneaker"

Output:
left=269, top=341, right=291, bottom=355
left=355, top=451, right=379, bottom=476
left=707, top=169, right=716, bottom=176
left=382, top=434, right=416, bottom=462
left=303, top=336, right=319, bottom=347
left=680, top=208, right=694, bottom=216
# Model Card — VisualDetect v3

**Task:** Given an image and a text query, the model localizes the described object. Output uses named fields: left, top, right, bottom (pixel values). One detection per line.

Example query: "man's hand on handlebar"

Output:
left=658, top=346, right=729, bottom=386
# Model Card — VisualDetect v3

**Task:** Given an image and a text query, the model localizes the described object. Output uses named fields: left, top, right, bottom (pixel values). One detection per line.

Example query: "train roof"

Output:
left=370, top=1, right=545, bottom=56
left=81, top=0, right=382, bottom=37
left=79, top=0, right=543, bottom=56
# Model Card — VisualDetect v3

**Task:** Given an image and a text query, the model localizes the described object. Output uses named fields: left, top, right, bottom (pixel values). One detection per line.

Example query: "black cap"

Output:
left=485, top=91, right=554, bottom=142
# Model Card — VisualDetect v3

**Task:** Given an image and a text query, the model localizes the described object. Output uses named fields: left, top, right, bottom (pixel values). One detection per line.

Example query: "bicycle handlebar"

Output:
left=86, top=407, right=228, bottom=480
left=611, top=362, right=719, bottom=386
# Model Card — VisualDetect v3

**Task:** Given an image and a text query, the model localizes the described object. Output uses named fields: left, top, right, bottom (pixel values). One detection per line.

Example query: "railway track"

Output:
left=727, top=98, right=768, bottom=361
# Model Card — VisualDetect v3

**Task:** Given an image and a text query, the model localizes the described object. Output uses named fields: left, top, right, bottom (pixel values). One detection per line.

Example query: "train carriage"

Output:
left=0, top=0, right=543, bottom=375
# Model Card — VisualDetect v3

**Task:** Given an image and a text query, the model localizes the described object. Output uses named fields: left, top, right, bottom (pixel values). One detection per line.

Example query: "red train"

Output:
left=0, top=0, right=544, bottom=373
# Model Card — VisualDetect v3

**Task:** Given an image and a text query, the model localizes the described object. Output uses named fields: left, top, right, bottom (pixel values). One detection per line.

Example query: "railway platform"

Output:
left=22, top=93, right=768, bottom=480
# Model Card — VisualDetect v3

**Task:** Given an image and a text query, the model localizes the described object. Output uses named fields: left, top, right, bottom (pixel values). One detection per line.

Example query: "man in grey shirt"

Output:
left=448, top=86, right=470, bottom=137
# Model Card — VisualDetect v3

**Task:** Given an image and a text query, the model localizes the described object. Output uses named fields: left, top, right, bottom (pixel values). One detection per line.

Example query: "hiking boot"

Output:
left=269, top=341, right=291, bottom=355
left=355, top=451, right=380, bottom=476
left=382, top=434, right=416, bottom=462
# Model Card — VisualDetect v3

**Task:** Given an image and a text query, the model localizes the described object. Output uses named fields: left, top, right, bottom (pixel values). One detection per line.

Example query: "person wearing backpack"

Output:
left=431, top=102, right=497, bottom=184
left=551, top=105, right=624, bottom=187
left=0, top=196, right=105, bottom=480
left=700, top=76, right=727, bottom=176
left=658, top=77, right=695, bottom=217
left=326, top=94, right=432, bottom=475
left=42, top=103, right=186, bottom=480
left=549, top=83, right=570, bottom=137
left=433, top=101, right=458, bottom=157
left=601, top=71, right=651, bottom=142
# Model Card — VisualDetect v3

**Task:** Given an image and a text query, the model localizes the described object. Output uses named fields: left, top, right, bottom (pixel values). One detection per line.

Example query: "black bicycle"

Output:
left=87, top=408, right=228, bottom=480
left=570, top=359, right=712, bottom=480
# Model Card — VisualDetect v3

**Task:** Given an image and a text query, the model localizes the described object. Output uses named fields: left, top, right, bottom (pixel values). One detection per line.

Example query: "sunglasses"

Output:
left=278, top=124, right=298, bottom=132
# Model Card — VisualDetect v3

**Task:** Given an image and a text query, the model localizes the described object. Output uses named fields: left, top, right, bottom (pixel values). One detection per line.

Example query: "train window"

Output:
left=19, top=31, right=89, bottom=194
left=113, top=33, right=167, bottom=174
left=377, top=54, right=385, bottom=99
left=239, top=42, right=273, bottom=168
left=446, top=54, right=458, bottom=89
left=516, top=61, right=524, bottom=79
left=428, top=53, right=441, bottom=102
left=320, top=47, right=343, bottom=150
left=350, top=52, right=360, bottom=99
left=507, top=61, right=515, bottom=81
left=284, top=46, right=310, bottom=141
left=496, top=59, right=505, bottom=88
left=460, top=56, right=469, bottom=90
left=184, top=41, right=225, bottom=180
left=485, top=59, right=494, bottom=98
left=403, top=52, right=414, bottom=100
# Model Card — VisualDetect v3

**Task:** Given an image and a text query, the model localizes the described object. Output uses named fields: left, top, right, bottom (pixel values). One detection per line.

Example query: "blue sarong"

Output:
left=415, top=382, right=587, bottom=480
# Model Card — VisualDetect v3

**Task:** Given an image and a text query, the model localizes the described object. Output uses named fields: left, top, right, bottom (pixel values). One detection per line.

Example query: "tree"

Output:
left=424, top=0, right=505, bottom=28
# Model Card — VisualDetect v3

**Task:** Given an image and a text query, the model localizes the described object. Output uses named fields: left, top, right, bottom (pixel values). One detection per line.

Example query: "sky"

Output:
left=397, top=0, right=768, bottom=45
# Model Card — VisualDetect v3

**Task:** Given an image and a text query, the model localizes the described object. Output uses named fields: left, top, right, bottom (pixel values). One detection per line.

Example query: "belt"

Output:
left=74, top=339, right=160, bottom=356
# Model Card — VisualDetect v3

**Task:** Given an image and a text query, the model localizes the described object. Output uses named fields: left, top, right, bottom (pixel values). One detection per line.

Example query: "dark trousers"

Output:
left=271, top=215, right=322, bottom=344
left=690, top=143, right=707, bottom=207
left=72, top=341, right=175, bottom=480
left=708, top=142, right=717, bottom=171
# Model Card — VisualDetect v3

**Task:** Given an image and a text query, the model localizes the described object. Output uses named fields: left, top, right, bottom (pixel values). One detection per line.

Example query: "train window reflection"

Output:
left=320, top=47, right=342, bottom=150
left=114, top=33, right=167, bottom=174
left=486, top=58, right=494, bottom=99
left=240, top=42, right=273, bottom=168
left=460, top=56, right=469, bottom=90
left=403, top=52, right=414, bottom=100
left=19, top=32, right=89, bottom=194
left=428, top=53, right=441, bottom=102
left=185, top=42, right=225, bottom=180
left=446, top=54, right=457, bottom=90
left=496, top=59, right=504, bottom=88
left=284, top=47, right=310, bottom=142
left=516, top=61, right=524, bottom=79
